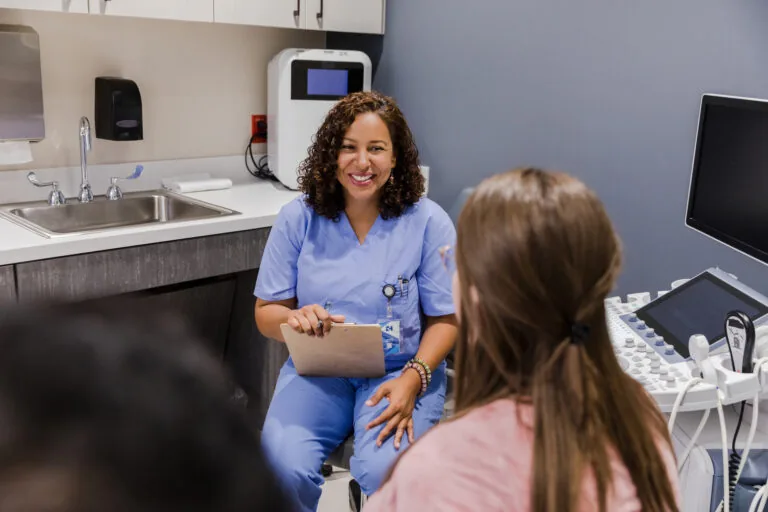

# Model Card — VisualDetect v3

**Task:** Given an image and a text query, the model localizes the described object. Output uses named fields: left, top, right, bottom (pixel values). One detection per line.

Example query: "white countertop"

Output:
left=0, top=161, right=300, bottom=265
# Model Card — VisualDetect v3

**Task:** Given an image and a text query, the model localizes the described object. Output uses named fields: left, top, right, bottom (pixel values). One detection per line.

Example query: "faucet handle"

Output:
left=106, top=165, right=144, bottom=200
left=27, top=172, right=66, bottom=206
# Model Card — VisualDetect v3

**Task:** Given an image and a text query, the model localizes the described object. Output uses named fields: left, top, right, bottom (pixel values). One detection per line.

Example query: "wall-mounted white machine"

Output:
left=267, top=48, right=372, bottom=190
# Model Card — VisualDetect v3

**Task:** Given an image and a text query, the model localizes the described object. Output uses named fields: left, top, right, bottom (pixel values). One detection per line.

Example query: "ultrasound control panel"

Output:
left=606, top=267, right=768, bottom=412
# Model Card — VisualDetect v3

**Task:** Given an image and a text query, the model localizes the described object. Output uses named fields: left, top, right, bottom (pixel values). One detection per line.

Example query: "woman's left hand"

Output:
left=365, top=370, right=423, bottom=450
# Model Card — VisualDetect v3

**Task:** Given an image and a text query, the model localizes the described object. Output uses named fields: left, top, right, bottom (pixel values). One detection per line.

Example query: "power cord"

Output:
left=724, top=337, right=744, bottom=509
left=728, top=403, right=746, bottom=505
left=245, top=123, right=279, bottom=182
left=715, top=357, right=768, bottom=512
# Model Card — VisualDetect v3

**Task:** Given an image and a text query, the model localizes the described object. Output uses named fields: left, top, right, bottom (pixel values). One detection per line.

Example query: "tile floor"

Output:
left=318, top=467, right=353, bottom=512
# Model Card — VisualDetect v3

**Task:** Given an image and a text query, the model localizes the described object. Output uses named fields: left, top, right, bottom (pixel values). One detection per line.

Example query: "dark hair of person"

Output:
left=0, top=300, right=292, bottom=512
left=297, top=90, right=425, bottom=221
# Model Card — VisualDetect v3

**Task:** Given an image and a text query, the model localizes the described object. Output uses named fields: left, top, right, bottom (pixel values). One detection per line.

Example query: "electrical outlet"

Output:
left=251, top=115, right=267, bottom=143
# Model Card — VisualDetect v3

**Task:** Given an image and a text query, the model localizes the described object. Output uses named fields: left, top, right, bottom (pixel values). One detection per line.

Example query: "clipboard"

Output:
left=280, top=323, right=386, bottom=378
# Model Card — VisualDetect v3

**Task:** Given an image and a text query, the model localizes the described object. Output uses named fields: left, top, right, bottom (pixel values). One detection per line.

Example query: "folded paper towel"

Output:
left=161, top=173, right=232, bottom=193
left=0, top=141, right=33, bottom=166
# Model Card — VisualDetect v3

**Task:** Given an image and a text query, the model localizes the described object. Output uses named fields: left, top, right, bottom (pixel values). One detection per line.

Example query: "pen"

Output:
left=318, top=301, right=333, bottom=333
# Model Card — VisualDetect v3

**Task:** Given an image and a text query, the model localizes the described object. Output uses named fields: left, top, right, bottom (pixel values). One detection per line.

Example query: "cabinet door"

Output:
left=89, top=0, right=214, bottom=22
left=136, top=277, right=237, bottom=361
left=0, top=0, right=88, bottom=13
left=0, top=266, right=15, bottom=305
left=214, top=0, right=304, bottom=29
left=305, top=0, right=384, bottom=34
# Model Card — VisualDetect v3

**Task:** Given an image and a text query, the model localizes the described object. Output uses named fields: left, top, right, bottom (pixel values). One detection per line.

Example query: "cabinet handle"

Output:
left=317, top=0, right=323, bottom=21
left=293, top=0, right=300, bottom=18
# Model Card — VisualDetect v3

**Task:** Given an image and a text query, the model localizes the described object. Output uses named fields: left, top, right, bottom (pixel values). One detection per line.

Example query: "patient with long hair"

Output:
left=365, top=168, right=680, bottom=511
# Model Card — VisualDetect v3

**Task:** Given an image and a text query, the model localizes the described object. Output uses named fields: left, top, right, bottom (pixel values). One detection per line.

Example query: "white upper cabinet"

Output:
left=214, top=0, right=305, bottom=30
left=1, top=0, right=385, bottom=34
left=0, top=0, right=89, bottom=13
left=88, top=0, right=214, bottom=23
left=305, top=0, right=385, bottom=35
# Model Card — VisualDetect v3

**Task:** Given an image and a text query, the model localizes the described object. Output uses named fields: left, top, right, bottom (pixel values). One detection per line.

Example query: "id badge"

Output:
left=379, top=318, right=402, bottom=356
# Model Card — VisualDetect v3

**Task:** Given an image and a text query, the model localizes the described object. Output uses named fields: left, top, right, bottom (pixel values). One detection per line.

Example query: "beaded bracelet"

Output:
left=403, top=362, right=428, bottom=395
left=411, top=357, right=432, bottom=387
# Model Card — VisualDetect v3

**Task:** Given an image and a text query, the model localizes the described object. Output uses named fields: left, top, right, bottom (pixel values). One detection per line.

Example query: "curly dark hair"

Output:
left=297, top=90, right=425, bottom=221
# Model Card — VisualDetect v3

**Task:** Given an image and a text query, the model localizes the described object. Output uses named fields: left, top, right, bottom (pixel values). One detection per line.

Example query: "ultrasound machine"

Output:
left=606, top=94, right=768, bottom=511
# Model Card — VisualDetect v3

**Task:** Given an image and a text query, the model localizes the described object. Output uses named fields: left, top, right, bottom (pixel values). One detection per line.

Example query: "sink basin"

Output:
left=0, top=189, right=239, bottom=238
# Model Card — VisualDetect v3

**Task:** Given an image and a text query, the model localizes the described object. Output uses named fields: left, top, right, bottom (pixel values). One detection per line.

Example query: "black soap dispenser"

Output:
left=94, top=76, right=143, bottom=141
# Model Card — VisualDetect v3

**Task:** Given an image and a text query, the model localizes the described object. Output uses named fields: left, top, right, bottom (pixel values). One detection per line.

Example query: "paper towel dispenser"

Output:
left=0, top=24, right=45, bottom=142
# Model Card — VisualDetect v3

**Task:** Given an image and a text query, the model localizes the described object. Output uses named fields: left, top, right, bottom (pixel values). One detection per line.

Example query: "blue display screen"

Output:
left=307, top=69, right=349, bottom=96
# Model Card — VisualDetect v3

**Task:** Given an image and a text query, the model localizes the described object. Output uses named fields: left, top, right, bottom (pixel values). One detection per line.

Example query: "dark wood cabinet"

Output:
left=14, top=230, right=270, bottom=304
left=224, top=269, right=289, bottom=428
left=5, top=228, right=288, bottom=430
left=0, top=265, right=15, bottom=304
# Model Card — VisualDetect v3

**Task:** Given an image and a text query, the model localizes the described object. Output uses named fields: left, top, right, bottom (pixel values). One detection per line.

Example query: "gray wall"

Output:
left=334, top=1, right=768, bottom=297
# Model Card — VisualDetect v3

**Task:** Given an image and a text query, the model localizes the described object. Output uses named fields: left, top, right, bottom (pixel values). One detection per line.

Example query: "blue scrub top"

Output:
left=254, top=195, right=456, bottom=369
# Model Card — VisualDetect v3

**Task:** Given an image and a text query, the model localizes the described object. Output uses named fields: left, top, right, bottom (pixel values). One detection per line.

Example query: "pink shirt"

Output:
left=365, top=399, right=680, bottom=512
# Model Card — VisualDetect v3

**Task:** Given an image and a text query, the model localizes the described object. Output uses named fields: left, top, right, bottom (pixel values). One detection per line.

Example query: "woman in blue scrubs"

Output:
left=254, top=91, right=457, bottom=511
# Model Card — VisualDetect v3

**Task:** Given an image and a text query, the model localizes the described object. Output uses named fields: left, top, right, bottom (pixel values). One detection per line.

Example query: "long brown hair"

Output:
left=453, top=168, right=677, bottom=511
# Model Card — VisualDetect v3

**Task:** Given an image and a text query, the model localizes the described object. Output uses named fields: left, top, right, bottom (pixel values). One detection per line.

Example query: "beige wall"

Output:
left=0, top=9, right=325, bottom=170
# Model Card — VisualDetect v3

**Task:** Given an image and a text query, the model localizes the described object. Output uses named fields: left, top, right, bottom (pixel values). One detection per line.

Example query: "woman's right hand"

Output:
left=286, top=304, right=345, bottom=337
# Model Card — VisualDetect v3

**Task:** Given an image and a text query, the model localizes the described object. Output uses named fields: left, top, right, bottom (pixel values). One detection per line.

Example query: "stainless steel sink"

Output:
left=0, top=189, right=239, bottom=238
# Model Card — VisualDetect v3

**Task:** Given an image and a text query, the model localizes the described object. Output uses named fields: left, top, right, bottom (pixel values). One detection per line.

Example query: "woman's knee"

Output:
left=350, top=447, right=399, bottom=496
left=261, top=423, right=322, bottom=487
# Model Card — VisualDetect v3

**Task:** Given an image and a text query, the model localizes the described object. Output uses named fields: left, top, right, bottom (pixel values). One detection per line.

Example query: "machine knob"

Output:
left=627, top=314, right=638, bottom=323
left=659, top=367, right=668, bottom=376
left=650, top=360, right=661, bottom=369
left=646, top=329, right=656, bottom=338
left=637, top=322, right=647, bottom=330
left=655, top=339, right=665, bottom=347
left=624, top=337, right=635, bottom=348
left=665, top=347, right=675, bottom=356
left=628, top=292, right=652, bottom=305
left=650, top=353, right=660, bottom=361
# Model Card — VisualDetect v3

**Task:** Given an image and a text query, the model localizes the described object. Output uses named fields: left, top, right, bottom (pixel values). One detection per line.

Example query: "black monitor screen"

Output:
left=635, top=272, right=767, bottom=358
left=686, top=95, right=768, bottom=265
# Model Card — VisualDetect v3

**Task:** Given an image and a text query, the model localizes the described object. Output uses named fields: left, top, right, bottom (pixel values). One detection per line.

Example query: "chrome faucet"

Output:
left=78, top=116, right=93, bottom=203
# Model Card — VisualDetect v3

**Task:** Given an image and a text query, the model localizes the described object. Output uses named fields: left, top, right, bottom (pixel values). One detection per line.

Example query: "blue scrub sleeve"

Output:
left=254, top=199, right=308, bottom=302
left=417, top=207, right=457, bottom=317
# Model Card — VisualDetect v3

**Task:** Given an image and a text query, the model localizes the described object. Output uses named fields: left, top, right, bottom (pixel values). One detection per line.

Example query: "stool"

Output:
left=327, top=435, right=355, bottom=470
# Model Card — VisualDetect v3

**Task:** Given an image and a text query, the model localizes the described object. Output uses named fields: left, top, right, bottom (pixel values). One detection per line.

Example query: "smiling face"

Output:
left=336, top=112, right=396, bottom=206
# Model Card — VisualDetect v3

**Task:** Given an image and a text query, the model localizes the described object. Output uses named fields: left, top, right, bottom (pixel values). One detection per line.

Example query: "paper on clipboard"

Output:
left=280, top=322, right=385, bottom=378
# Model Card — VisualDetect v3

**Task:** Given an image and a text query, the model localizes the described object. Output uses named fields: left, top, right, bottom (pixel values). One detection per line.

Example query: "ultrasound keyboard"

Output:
left=605, top=267, right=768, bottom=412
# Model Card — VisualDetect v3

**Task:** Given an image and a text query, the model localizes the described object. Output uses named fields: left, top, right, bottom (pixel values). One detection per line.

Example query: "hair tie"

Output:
left=570, top=323, right=590, bottom=345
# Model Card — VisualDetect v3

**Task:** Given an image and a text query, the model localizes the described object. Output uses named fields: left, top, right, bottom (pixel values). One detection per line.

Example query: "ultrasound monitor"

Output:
left=685, top=94, right=768, bottom=265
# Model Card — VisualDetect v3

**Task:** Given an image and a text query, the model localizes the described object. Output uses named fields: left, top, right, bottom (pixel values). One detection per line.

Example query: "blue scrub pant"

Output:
left=261, top=358, right=446, bottom=512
